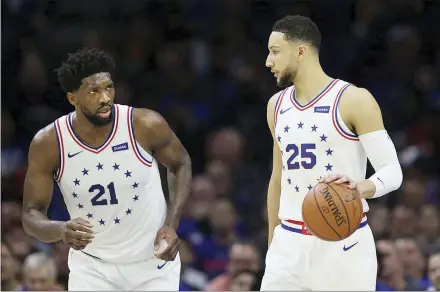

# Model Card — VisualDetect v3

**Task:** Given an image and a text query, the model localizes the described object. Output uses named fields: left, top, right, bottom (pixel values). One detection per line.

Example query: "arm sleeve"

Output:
left=358, top=130, right=403, bottom=198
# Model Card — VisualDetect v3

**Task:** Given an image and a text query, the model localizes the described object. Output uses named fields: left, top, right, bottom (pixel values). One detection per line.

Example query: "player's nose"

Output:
left=265, top=56, right=273, bottom=68
left=99, top=92, right=111, bottom=104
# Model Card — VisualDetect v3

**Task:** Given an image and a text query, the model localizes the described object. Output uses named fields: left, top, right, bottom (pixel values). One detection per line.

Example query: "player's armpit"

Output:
left=266, top=94, right=282, bottom=246
left=22, top=125, right=64, bottom=242
left=133, top=108, right=192, bottom=230
left=338, top=86, right=385, bottom=136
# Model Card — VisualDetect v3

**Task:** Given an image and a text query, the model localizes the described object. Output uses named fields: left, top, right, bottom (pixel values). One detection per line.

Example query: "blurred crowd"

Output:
left=2, top=0, right=440, bottom=291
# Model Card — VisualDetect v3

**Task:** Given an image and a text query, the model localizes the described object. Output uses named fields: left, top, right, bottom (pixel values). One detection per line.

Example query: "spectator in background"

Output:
left=51, top=242, right=70, bottom=288
left=395, top=237, right=431, bottom=289
left=178, top=174, right=218, bottom=247
left=180, top=240, right=208, bottom=291
left=22, top=252, right=64, bottom=291
left=428, top=250, right=440, bottom=291
left=205, top=241, right=260, bottom=291
left=229, top=269, right=263, bottom=291
left=368, top=203, right=390, bottom=240
left=1, top=242, right=23, bottom=291
left=376, top=239, right=425, bottom=291
left=418, top=204, right=440, bottom=254
left=205, top=160, right=232, bottom=198
left=389, top=205, right=418, bottom=240
left=194, top=198, right=241, bottom=279
left=4, top=227, right=37, bottom=263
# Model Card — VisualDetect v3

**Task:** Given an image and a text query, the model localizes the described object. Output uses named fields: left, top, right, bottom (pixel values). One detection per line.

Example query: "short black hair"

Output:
left=273, top=15, right=321, bottom=51
left=56, top=48, right=116, bottom=93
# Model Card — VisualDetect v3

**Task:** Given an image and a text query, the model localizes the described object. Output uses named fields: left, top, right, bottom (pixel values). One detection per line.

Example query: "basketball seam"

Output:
left=302, top=211, right=334, bottom=241
left=312, top=184, right=342, bottom=240
left=328, top=183, right=351, bottom=238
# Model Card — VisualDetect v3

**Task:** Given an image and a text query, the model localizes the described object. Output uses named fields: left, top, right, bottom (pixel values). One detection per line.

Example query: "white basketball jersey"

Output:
left=53, top=104, right=167, bottom=264
left=274, top=79, right=369, bottom=222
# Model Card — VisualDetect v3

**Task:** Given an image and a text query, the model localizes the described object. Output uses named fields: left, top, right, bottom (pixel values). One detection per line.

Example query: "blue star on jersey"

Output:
left=278, top=120, right=335, bottom=193
left=70, top=161, right=143, bottom=226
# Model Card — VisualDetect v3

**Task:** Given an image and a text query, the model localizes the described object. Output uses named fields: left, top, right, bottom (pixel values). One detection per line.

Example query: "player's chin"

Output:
left=93, top=114, right=112, bottom=125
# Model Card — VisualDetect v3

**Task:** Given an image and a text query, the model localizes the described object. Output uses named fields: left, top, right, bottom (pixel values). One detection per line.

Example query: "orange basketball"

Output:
left=301, top=181, right=363, bottom=241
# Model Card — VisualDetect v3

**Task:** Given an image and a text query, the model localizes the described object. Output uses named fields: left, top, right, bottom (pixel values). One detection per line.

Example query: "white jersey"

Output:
left=273, top=79, right=369, bottom=222
left=53, top=104, right=167, bottom=264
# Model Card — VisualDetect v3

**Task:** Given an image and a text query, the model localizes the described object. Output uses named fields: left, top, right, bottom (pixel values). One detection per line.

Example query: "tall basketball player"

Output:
left=21, top=48, right=192, bottom=290
left=261, top=16, right=403, bottom=290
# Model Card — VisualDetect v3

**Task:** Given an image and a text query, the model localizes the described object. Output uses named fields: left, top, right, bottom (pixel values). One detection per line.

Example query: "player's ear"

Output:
left=67, top=92, right=77, bottom=107
left=297, top=45, right=307, bottom=61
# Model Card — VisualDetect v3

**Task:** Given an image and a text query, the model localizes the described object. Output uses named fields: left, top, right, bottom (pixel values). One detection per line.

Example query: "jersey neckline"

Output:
left=290, top=79, right=339, bottom=111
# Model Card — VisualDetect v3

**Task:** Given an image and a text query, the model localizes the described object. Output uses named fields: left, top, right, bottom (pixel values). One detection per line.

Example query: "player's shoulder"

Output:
left=131, top=107, right=168, bottom=131
left=29, top=122, right=59, bottom=164
left=31, top=122, right=58, bottom=149
left=131, top=107, right=172, bottom=149
left=340, top=82, right=379, bottom=109
left=267, top=86, right=293, bottom=110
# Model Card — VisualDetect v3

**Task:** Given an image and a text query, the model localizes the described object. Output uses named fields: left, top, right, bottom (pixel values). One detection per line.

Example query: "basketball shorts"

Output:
left=261, top=216, right=377, bottom=291
left=68, top=249, right=181, bottom=291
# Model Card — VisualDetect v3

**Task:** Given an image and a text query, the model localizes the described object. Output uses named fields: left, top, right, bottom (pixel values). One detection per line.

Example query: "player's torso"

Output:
left=274, top=79, right=369, bottom=221
left=54, top=104, right=166, bottom=263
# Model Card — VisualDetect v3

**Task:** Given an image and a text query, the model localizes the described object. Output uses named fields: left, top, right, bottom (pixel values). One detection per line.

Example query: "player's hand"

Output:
left=319, top=174, right=376, bottom=198
left=319, top=174, right=357, bottom=189
left=61, top=217, right=94, bottom=250
left=154, top=226, right=180, bottom=261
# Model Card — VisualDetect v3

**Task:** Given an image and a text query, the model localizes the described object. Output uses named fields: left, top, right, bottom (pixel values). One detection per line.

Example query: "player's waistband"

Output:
left=280, top=213, right=367, bottom=236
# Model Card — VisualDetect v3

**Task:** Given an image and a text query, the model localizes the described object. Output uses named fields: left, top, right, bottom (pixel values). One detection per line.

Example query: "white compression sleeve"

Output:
left=358, top=130, right=403, bottom=198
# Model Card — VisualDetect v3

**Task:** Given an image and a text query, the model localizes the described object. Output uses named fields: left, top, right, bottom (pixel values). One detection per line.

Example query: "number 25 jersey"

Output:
left=273, top=79, right=369, bottom=222
left=54, top=104, right=167, bottom=264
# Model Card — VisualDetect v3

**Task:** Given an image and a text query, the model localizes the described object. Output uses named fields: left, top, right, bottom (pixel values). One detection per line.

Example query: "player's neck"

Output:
left=292, top=63, right=332, bottom=104
left=73, top=111, right=113, bottom=137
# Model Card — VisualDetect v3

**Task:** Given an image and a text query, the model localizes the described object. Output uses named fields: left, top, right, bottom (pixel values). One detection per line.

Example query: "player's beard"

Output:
left=276, top=70, right=294, bottom=88
left=80, top=104, right=114, bottom=126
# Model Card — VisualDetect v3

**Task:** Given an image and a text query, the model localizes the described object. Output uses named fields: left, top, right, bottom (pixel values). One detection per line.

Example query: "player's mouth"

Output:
left=97, top=107, right=112, bottom=119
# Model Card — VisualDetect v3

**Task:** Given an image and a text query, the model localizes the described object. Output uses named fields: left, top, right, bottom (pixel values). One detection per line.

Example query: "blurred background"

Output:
left=2, top=0, right=440, bottom=291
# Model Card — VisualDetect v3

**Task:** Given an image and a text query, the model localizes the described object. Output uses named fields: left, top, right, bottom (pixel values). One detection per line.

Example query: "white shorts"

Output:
left=261, top=217, right=377, bottom=291
left=68, top=249, right=181, bottom=291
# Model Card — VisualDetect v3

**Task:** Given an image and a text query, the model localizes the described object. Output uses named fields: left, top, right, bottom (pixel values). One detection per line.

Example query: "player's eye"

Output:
left=106, top=84, right=114, bottom=90
left=89, top=90, right=97, bottom=94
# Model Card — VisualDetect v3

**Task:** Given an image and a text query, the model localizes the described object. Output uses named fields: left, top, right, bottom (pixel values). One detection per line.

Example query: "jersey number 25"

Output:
left=286, top=143, right=316, bottom=170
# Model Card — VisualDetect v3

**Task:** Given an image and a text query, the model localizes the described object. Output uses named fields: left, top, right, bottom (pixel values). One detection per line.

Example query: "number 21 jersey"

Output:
left=54, top=104, right=167, bottom=264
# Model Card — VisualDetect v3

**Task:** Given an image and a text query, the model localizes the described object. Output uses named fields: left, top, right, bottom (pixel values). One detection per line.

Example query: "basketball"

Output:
left=301, top=182, right=363, bottom=241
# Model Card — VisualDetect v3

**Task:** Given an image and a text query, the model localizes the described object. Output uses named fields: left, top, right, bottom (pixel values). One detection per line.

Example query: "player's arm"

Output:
left=266, top=94, right=283, bottom=246
left=22, top=126, right=93, bottom=247
left=325, top=86, right=403, bottom=199
left=134, top=108, right=192, bottom=230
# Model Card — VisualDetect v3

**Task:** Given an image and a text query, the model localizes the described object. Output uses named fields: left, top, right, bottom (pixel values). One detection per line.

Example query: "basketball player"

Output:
left=262, top=15, right=403, bottom=290
left=21, top=48, right=192, bottom=290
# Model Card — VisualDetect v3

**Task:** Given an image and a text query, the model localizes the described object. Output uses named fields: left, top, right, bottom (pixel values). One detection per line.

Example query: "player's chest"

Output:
left=275, top=108, right=338, bottom=146
left=60, top=150, right=150, bottom=192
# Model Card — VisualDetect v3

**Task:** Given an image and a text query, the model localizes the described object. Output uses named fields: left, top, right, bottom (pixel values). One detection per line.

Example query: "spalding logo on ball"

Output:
left=302, top=182, right=363, bottom=241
